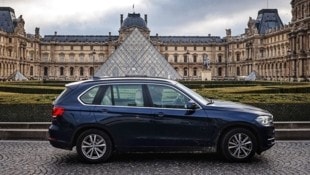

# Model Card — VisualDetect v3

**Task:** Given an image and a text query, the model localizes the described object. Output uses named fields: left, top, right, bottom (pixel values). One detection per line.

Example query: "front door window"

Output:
left=147, top=84, right=190, bottom=109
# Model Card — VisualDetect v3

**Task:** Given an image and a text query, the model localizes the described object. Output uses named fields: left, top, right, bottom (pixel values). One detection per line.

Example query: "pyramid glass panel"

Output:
left=95, top=28, right=181, bottom=80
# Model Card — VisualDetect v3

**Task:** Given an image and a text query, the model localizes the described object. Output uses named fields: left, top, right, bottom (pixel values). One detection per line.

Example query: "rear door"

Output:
left=93, top=84, right=155, bottom=148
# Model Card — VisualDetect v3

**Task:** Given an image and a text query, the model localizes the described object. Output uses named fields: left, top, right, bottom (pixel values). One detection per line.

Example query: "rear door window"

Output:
left=112, top=84, right=144, bottom=107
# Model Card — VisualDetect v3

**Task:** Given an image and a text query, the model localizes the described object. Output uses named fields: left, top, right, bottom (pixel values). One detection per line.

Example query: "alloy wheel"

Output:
left=81, top=134, right=107, bottom=160
left=227, top=133, right=253, bottom=159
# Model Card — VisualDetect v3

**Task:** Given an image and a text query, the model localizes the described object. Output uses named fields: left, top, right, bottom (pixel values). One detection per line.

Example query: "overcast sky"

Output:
left=1, top=0, right=292, bottom=37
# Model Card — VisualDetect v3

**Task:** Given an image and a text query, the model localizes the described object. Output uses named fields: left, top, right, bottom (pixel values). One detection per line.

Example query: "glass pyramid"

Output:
left=95, top=28, right=181, bottom=80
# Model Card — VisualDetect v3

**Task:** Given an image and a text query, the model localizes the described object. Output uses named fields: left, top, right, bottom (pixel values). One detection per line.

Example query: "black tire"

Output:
left=76, top=129, right=112, bottom=163
left=220, top=128, right=257, bottom=162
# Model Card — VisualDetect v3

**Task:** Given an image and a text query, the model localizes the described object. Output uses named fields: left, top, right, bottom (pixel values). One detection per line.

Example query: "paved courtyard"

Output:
left=0, top=140, right=309, bottom=175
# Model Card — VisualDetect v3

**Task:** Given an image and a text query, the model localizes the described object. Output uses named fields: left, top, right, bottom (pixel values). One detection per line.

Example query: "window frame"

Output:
left=77, top=82, right=201, bottom=110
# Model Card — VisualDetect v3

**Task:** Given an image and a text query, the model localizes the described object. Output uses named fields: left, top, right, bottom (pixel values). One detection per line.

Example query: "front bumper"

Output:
left=257, top=126, right=275, bottom=153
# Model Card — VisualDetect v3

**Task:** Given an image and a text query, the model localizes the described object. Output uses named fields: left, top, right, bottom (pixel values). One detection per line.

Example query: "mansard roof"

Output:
left=41, top=35, right=224, bottom=44
left=41, top=35, right=119, bottom=43
left=153, top=36, right=224, bottom=44
left=256, top=9, right=284, bottom=34
left=0, top=7, right=16, bottom=33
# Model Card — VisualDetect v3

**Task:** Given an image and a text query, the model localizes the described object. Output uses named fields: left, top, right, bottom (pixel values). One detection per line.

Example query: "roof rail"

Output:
left=124, top=75, right=148, bottom=77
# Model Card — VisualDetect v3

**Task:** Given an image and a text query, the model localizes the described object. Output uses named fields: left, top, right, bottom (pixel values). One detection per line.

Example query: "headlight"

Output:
left=256, top=115, right=273, bottom=126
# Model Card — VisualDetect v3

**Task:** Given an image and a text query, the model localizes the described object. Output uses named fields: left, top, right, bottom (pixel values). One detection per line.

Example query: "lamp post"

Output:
left=92, top=49, right=96, bottom=77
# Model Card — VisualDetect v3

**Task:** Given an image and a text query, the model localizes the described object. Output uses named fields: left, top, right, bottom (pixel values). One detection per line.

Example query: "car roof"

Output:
left=65, top=76, right=178, bottom=87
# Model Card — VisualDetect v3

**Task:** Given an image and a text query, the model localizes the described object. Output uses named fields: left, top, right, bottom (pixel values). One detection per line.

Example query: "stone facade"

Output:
left=0, top=0, right=309, bottom=81
left=288, top=0, right=310, bottom=81
left=0, top=8, right=40, bottom=80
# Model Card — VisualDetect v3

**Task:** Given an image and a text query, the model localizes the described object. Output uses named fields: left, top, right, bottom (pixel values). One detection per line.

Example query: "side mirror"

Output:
left=185, top=101, right=198, bottom=110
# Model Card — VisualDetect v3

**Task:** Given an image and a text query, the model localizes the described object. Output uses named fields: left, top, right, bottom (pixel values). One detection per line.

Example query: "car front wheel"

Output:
left=220, top=128, right=257, bottom=162
left=76, top=129, right=112, bottom=163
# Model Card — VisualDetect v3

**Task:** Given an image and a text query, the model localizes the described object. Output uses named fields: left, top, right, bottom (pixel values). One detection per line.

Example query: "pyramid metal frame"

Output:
left=95, top=28, right=181, bottom=80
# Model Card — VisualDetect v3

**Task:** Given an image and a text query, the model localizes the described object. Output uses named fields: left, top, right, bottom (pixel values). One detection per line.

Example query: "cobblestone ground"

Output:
left=0, top=141, right=309, bottom=175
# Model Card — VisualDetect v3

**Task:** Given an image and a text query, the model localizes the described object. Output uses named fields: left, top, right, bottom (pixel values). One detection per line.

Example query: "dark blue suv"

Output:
left=49, top=77, right=275, bottom=163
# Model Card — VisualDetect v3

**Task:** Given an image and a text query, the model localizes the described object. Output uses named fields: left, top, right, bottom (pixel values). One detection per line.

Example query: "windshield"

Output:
left=175, top=82, right=211, bottom=105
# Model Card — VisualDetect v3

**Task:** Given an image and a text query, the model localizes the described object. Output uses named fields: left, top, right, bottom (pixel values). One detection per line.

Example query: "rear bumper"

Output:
left=48, top=137, right=72, bottom=150
left=48, top=124, right=73, bottom=150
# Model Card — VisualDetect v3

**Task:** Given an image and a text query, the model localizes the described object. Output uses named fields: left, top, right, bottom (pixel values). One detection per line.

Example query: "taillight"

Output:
left=52, top=107, right=64, bottom=118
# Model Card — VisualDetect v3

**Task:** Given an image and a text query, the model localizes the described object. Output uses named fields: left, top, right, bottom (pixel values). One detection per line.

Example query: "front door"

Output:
left=147, top=84, right=212, bottom=148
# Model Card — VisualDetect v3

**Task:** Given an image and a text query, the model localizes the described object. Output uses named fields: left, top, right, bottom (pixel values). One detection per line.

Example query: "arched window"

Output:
left=174, top=54, right=178, bottom=63
left=184, top=67, right=188, bottom=76
left=70, top=67, right=74, bottom=76
left=44, top=67, right=48, bottom=76
left=89, top=67, right=94, bottom=76
left=236, top=53, right=241, bottom=61
left=218, top=67, right=222, bottom=76
left=30, top=66, right=33, bottom=76
left=183, top=54, right=188, bottom=63
left=80, top=67, right=84, bottom=76
left=193, top=67, right=197, bottom=76
left=193, top=55, right=197, bottom=63
left=218, top=55, right=222, bottom=63
left=60, top=67, right=64, bottom=76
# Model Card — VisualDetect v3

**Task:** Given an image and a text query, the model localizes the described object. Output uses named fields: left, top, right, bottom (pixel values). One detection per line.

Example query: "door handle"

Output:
left=156, top=112, right=164, bottom=117
left=101, top=109, right=109, bottom=113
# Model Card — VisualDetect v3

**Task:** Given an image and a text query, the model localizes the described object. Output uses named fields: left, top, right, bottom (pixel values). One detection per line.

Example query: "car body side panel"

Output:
left=93, top=106, right=156, bottom=148
left=150, top=108, right=215, bottom=147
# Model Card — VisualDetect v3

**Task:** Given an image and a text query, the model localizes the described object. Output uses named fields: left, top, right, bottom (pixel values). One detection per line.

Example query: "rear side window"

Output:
left=80, top=86, right=100, bottom=104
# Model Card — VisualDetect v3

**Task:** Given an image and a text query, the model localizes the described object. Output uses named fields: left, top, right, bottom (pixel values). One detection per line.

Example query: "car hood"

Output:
left=206, top=100, right=270, bottom=115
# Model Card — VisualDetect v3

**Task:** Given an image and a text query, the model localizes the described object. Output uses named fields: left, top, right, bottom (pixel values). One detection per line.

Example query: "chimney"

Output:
left=120, top=14, right=123, bottom=26
left=35, top=27, right=39, bottom=35
left=144, top=14, right=147, bottom=24
left=35, top=27, right=40, bottom=38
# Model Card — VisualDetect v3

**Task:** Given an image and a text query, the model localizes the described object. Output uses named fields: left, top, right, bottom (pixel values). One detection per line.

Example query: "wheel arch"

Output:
left=216, top=122, right=260, bottom=152
left=71, top=125, right=115, bottom=150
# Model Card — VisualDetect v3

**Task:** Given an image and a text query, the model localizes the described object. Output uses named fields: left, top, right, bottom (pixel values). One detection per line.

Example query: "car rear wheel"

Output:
left=76, top=129, right=112, bottom=163
left=220, top=128, right=257, bottom=162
